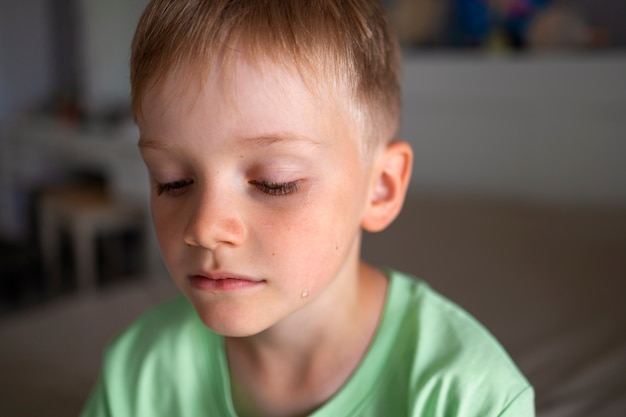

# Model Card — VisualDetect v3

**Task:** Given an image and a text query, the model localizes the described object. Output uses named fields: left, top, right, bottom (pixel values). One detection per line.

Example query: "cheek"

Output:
left=151, top=201, right=184, bottom=255
left=258, top=190, right=358, bottom=270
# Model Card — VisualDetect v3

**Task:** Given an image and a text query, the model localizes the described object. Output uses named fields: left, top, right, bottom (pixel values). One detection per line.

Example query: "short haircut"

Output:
left=131, top=0, right=402, bottom=150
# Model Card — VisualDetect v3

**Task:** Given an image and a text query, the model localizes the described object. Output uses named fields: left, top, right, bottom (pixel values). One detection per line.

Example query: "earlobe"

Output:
left=361, top=141, right=413, bottom=233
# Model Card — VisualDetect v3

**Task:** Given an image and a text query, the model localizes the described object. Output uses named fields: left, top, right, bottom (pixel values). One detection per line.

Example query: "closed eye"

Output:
left=155, top=179, right=194, bottom=196
left=249, top=180, right=301, bottom=196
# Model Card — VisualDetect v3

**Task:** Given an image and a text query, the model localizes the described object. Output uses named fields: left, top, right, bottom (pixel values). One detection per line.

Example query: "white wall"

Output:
left=401, top=53, right=626, bottom=205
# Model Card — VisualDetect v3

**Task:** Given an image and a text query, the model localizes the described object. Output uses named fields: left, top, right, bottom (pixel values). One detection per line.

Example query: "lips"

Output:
left=188, top=271, right=264, bottom=291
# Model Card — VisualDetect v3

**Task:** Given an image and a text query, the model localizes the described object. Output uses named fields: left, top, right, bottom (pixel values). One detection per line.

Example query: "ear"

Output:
left=361, top=141, right=413, bottom=233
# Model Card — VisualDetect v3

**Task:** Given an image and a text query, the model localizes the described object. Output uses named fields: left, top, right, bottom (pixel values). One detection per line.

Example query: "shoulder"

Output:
left=82, top=296, right=230, bottom=416
left=387, top=269, right=523, bottom=373
left=385, top=270, right=535, bottom=416
left=101, top=295, right=222, bottom=375
left=84, top=296, right=231, bottom=416
left=91, top=296, right=225, bottom=415
left=105, top=295, right=199, bottom=362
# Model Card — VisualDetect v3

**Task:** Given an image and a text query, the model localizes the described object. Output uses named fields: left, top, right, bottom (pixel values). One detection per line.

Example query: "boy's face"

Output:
left=138, top=57, right=377, bottom=336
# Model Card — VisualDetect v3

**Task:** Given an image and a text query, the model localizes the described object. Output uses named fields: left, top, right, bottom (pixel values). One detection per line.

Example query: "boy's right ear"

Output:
left=361, top=141, right=413, bottom=233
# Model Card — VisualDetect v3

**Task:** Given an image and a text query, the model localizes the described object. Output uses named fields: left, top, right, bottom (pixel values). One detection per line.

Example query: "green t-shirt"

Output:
left=81, top=270, right=534, bottom=416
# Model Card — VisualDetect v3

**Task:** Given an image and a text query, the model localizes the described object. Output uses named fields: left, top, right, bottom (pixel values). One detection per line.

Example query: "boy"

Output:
left=82, top=0, right=534, bottom=416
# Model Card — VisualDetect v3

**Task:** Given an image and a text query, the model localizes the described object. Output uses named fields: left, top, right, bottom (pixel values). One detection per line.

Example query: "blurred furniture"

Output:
left=388, top=0, right=449, bottom=46
left=1, top=117, right=162, bottom=278
left=38, top=184, right=147, bottom=291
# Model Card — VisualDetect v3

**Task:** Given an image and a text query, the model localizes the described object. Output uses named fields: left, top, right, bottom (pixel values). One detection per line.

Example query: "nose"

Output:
left=183, top=187, right=246, bottom=250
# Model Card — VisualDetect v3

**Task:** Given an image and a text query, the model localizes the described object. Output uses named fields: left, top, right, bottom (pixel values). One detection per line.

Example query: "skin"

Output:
left=137, top=55, right=412, bottom=417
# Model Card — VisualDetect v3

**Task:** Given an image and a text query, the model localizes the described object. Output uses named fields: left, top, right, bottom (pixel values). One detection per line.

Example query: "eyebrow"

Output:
left=237, top=133, right=322, bottom=148
left=138, top=132, right=322, bottom=150
left=137, top=137, right=167, bottom=150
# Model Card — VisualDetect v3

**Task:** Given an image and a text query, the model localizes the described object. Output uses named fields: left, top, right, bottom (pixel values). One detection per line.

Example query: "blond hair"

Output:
left=131, top=0, right=401, bottom=149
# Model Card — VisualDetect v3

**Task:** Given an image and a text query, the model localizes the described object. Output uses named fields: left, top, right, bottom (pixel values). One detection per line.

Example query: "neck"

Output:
left=225, top=262, right=388, bottom=417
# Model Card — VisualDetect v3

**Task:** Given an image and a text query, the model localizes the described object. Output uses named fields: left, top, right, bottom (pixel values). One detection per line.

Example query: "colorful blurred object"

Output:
left=449, top=0, right=552, bottom=49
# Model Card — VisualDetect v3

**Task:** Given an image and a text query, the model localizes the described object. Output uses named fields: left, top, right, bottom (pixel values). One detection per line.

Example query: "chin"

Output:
left=202, top=319, right=267, bottom=338
left=192, top=303, right=270, bottom=338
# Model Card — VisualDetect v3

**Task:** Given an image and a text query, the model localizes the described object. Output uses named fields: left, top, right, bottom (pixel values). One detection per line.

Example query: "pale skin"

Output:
left=137, top=55, right=412, bottom=417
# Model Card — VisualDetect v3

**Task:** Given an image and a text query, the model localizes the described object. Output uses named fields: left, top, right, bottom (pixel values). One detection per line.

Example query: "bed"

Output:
left=0, top=193, right=624, bottom=416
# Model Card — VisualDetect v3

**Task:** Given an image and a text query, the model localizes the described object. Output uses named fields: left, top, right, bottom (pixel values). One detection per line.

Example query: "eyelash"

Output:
left=155, top=179, right=301, bottom=197
left=155, top=179, right=193, bottom=196
left=249, top=180, right=301, bottom=197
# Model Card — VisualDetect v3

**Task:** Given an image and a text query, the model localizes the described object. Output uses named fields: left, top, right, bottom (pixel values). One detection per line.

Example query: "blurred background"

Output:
left=0, top=0, right=625, bottom=416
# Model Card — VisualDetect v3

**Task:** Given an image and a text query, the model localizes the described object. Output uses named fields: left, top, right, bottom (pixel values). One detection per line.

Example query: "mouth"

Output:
left=188, top=271, right=264, bottom=292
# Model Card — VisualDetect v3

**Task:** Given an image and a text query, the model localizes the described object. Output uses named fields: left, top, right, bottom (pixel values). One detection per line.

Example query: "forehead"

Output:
left=138, top=39, right=365, bottom=113
left=142, top=56, right=330, bottom=121
left=146, top=51, right=331, bottom=108
left=138, top=54, right=363, bottom=153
